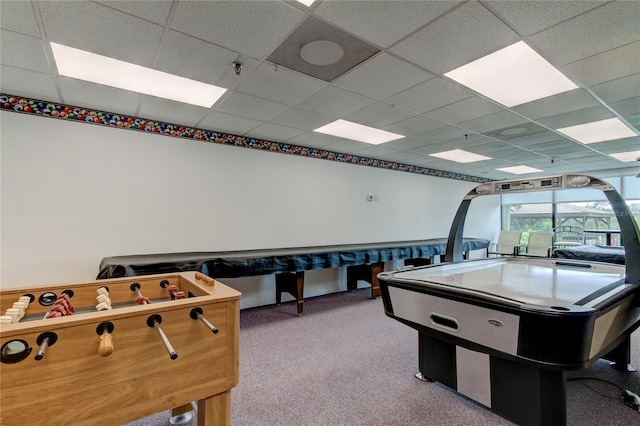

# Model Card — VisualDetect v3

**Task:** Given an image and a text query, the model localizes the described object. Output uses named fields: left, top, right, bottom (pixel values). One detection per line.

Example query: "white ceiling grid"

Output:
left=0, top=0, right=638, bottom=181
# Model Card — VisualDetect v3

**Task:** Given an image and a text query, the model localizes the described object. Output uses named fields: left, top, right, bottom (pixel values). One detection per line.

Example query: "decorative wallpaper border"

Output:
left=1, top=94, right=491, bottom=184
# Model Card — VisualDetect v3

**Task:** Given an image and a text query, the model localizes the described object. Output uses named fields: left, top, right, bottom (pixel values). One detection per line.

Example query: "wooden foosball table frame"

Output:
left=0, top=272, right=240, bottom=426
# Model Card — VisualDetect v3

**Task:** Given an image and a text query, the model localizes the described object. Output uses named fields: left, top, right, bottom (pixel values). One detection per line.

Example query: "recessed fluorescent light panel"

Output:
left=556, top=118, right=637, bottom=144
left=429, top=149, right=491, bottom=163
left=444, top=41, right=578, bottom=107
left=294, top=0, right=315, bottom=6
left=496, top=165, right=543, bottom=174
left=50, top=42, right=227, bottom=108
left=314, top=119, right=404, bottom=145
left=610, top=150, right=640, bottom=162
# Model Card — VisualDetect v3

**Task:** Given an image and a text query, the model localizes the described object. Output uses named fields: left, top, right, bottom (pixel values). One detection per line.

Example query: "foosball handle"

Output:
left=96, top=322, right=115, bottom=357
left=99, top=332, right=114, bottom=357
left=195, top=272, right=215, bottom=286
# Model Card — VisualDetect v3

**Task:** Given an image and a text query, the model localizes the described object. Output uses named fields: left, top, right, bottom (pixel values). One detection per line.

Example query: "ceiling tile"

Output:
left=506, top=131, right=566, bottom=147
left=525, top=140, right=589, bottom=155
left=245, top=123, right=306, bottom=143
left=565, top=41, right=640, bottom=87
left=266, top=16, right=379, bottom=83
left=627, top=113, right=640, bottom=128
left=269, top=107, right=335, bottom=131
left=537, top=105, right=615, bottom=129
left=294, top=85, right=376, bottom=117
left=425, top=96, right=504, bottom=125
left=482, top=122, right=548, bottom=141
left=38, top=1, right=165, bottom=67
left=172, top=1, right=304, bottom=59
left=530, top=1, right=640, bottom=65
left=315, top=0, right=460, bottom=48
left=197, top=111, right=261, bottom=136
left=390, top=1, right=521, bottom=74
left=154, top=31, right=240, bottom=86
left=459, top=111, right=529, bottom=134
left=344, top=102, right=415, bottom=128
left=512, top=89, right=600, bottom=120
left=322, top=139, right=374, bottom=153
left=235, top=62, right=327, bottom=105
left=215, top=92, right=289, bottom=122
left=334, top=53, right=432, bottom=100
left=288, top=132, right=343, bottom=149
left=380, top=137, right=434, bottom=151
left=591, top=74, right=640, bottom=104
left=95, top=0, right=173, bottom=25
left=382, top=115, right=447, bottom=137
left=409, top=143, right=455, bottom=156
left=591, top=137, right=640, bottom=153
left=0, top=0, right=40, bottom=36
left=467, top=143, right=526, bottom=157
left=485, top=0, right=606, bottom=36
left=416, top=125, right=470, bottom=144
left=216, top=55, right=261, bottom=90
left=351, top=145, right=403, bottom=159
left=0, top=65, right=59, bottom=101
left=401, top=155, right=444, bottom=166
left=608, top=97, right=640, bottom=117
left=385, top=77, right=472, bottom=114
left=138, top=96, right=208, bottom=127
left=433, top=134, right=500, bottom=150
left=59, top=77, right=141, bottom=117
left=0, top=30, right=50, bottom=73
left=371, top=150, right=425, bottom=163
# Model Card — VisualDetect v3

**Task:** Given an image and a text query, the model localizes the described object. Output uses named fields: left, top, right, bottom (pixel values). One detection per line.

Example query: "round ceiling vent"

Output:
left=300, top=40, right=345, bottom=66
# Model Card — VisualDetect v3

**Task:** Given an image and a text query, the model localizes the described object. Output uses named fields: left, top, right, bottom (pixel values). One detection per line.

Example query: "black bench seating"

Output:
left=98, top=238, right=490, bottom=315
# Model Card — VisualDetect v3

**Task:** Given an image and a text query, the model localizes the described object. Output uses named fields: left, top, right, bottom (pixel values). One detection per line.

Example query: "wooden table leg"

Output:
left=346, top=263, right=383, bottom=298
left=171, top=403, right=193, bottom=417
left=197, top=390, right=232, bottom=426
left=275, top=271, right=305, bottom=315
left=369, top=263, right=383, bottom=298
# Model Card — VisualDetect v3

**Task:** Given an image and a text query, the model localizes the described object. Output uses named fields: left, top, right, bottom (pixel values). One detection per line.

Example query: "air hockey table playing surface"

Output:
left=388, top=257, right=626, bottom=308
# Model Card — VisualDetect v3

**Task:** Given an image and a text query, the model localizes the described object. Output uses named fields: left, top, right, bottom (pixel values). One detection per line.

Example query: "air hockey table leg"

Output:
left=603, top=336, right=637, bottom=372
left=416, top=332, right=567, bottom=426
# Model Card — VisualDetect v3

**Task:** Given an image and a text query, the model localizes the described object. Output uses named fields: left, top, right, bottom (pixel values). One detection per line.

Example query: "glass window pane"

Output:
left=503, top=203, right=552, bottom=245
left=622, top=176, right=640, bottom=200
left=557, top=201, right=621, bottom=246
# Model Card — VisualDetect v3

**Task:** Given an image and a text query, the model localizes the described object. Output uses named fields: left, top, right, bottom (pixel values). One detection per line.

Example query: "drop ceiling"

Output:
left=1, top=0, right=638, bottom=181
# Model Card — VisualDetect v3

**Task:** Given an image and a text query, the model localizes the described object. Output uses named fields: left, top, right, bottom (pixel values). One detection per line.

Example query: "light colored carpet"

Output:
left=127, top=288, right=640, bottom=425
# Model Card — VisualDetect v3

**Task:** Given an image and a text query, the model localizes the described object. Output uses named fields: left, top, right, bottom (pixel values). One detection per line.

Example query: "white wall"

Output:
left=1, top=111, right=500, bottom=307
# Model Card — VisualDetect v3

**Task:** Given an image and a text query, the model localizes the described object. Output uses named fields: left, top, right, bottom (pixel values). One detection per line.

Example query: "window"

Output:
left=504, top=203, right=552, bottom=245
left=500, top=176, right=639, bottom=247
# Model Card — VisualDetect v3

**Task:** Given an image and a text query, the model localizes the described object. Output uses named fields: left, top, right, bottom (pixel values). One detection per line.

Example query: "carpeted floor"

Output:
left=127, top=288, right=640, bottom=426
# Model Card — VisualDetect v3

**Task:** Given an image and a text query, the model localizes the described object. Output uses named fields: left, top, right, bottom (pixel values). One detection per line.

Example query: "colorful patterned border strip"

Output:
left=1, top=94, right=491, bottom=184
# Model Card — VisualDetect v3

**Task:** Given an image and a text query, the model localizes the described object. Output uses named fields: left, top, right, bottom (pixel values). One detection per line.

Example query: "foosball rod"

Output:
left=130, top=282, right=152, bottom=304
left=147, top=314, right=178, bottom=360
left=189, top=307, right=219, bottom=334
left=34, top=331, right=58, bottom=361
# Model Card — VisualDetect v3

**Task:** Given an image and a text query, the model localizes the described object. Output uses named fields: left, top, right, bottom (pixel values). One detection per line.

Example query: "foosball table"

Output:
left=0, top=272, right=241, bottom=425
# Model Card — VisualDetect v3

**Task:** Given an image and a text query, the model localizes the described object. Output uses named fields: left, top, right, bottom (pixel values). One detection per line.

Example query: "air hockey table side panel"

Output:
left=380, top=257, right=638, bottom=368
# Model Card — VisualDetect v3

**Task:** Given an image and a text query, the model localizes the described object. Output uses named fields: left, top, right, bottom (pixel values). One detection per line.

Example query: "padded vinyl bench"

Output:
left=552, top=244, right=626, bottom=265
left=97, top=238, right=489, bottom=315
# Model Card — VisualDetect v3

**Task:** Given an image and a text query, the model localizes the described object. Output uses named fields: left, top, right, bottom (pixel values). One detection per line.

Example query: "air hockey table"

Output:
left=378, top=174, right=640, bottom=426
